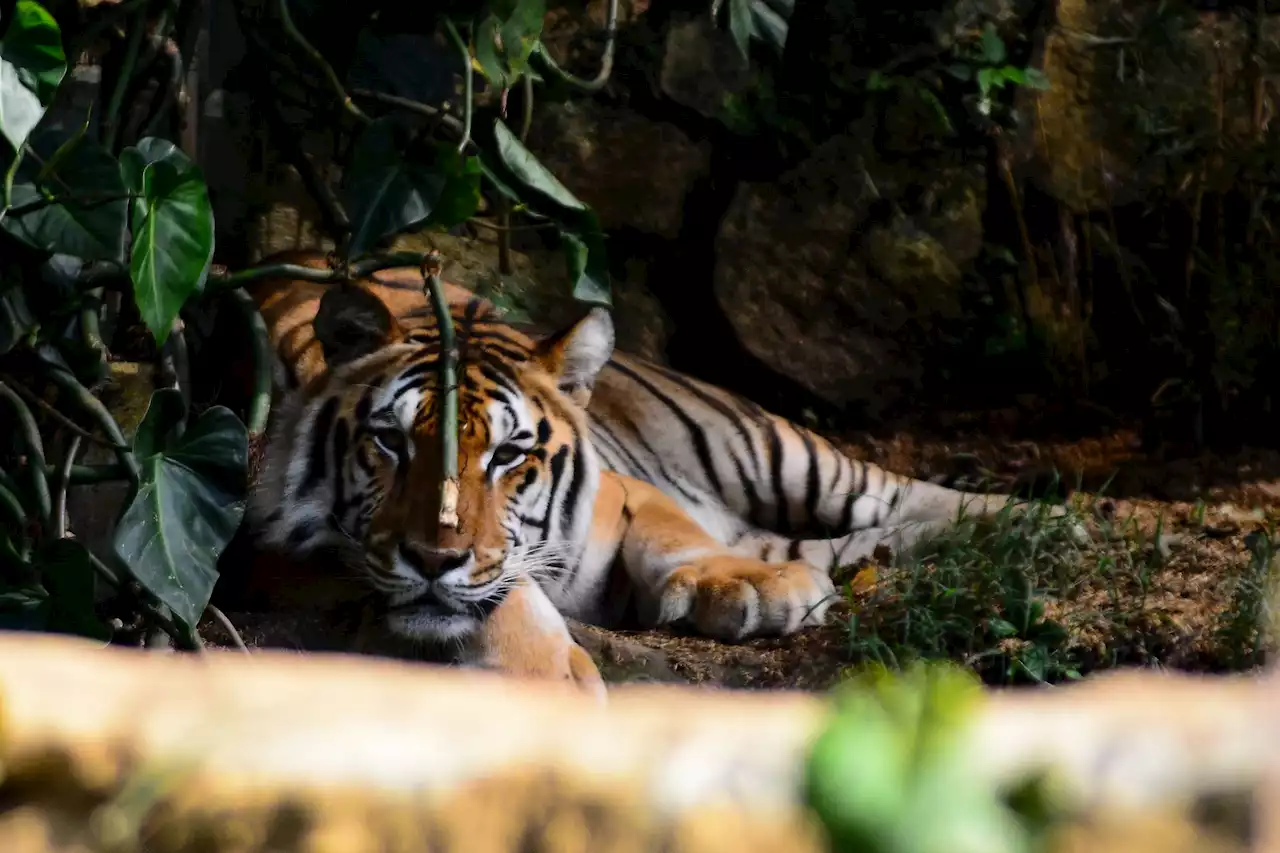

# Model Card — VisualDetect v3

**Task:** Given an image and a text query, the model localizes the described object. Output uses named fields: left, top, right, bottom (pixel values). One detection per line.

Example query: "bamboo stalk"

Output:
left=421, top=250, right=459, bottom=530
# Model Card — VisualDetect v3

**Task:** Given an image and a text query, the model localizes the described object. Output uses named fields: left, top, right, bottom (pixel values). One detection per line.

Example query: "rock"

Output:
left=713, top=128, right=985, bottom=415
left=658, top=14, right=750, bottom=119
left=541, top=0, right=653, bottom=82
left=1018, top=0, right=1267, bottom=213
left=390, top=229, right=674, bottom=363
left=525, top=100, right=712, bottom=240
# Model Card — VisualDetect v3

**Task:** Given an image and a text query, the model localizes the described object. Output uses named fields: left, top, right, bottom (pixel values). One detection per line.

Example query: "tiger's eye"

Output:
left=489, top=444, right=526, bottom=468
left=372, top=428, right=407, bottom=457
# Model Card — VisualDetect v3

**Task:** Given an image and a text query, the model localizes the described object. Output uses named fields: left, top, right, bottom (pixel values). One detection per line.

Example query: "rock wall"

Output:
left=191, top=0, right=1280, bottom=434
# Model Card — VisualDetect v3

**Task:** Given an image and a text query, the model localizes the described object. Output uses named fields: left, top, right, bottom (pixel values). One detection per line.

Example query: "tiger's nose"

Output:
left=398, top=543, right=473, bottom=579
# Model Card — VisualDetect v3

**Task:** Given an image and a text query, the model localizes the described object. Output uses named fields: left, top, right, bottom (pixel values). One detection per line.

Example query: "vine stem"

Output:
left=228, top=288, right=273, bottom=437
left=43, top=367, right=141, bottom=487
left=531, top=0, right=618, bottom=92
left=0, top=381, right=52, bottom=528
left=53, top=436, right=82, bottom=539
left=444, top=19, right=473, bottom=153
left=422, top=251, right=459, bottom=529
left=277, top=0, right=369, bottom=123
left=206, top=604, right=250, bottom=653
left=0, top=372, right=126, bottom=449
left=102, top=5, right=149, bottom=152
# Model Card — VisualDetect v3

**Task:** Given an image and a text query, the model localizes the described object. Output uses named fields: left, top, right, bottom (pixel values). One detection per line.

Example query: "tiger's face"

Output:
left=254, top=283, right=614, bottom=643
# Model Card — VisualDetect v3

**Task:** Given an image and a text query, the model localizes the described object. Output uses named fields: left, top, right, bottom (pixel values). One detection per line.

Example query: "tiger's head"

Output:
left=251, top=280, right=614, bottom=644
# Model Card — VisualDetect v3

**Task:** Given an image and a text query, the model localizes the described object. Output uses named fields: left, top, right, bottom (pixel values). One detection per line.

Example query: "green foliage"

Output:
left=0, top=0, right=624, bottom=650
left=0, top=0, right=66, bottom=156
left=3, top=126, right=129, bottom=262
left=473, top=0, right=547, bottom=90
left=341, top=116, right=481, bottom=255
left=846, top=499, right=1090, bottom=685
left=121, top=138, right=215, bottom=344
left=113, top=389, right=247, bottom=632
left=806, top=661, right=1051, bottom=853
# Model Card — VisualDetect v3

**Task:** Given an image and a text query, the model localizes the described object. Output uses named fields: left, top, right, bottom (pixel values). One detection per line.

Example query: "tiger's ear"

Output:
left=535, top=308, right=614, bottom=406
left=314, top=283, right=402, bottom=368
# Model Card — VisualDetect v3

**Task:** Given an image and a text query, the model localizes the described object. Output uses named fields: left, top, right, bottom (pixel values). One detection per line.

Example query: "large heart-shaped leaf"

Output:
left=121, top=137, right=215, bottom=345
left=38, top=538, right=112, bottom=642
left=492, top=118, right=586, bottom=213
left=2, top=126, right=128, bottom=261
left=474, top=0, right=545, bottom=89
left=561, top=219, right=611, bottom=307
left=341, top=116, right=477, bottom=255
left=0, top=0, right=66, bottom=153
left=113, top=389, right=248, bottom=630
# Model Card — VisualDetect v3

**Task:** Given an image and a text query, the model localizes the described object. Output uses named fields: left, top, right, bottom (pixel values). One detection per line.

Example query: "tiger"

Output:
left=243, top=249, right=1046, bottom=695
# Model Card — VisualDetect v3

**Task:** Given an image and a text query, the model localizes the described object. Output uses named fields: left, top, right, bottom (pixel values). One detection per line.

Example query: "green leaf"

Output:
left=428, top=151, right=483, bottom=231
left=807, top=663, right=1030, bottom=853
left=980, top=23, right=1006, bottom=65
left=121, top=137, right=215, bottom=345
left=976, top=66, right=999, bottom=95
left=0, top=581, right=49, bottom=631
left=987, top=617, right=1019, bottom=639
left=341, top=116, right=453, bottom=255
left=492, top=118, right=586, bottom=213
left=38, top=538, right=112, bottom=642
left=499, top=0, right=545, bottom=78
left=2, top=127, right=129, bottom=261
left=0, top=279, right=35, bottom=355
left=562, top=225, right=610, bottom=306
left=0, top=0, right=66, bottom=153
left=1023, top=67, right=1051, bottom=90
left=474, top=0, right=546, bottom=89
left=113, top=390, right=248, bottom=631
left=727, top=0, right=755, bottom=61
left=474, top=15, right=514, bottom=90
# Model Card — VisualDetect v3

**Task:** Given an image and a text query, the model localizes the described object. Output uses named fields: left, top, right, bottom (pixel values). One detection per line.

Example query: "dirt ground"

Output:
left=200, top=406, right=1280, bottom=693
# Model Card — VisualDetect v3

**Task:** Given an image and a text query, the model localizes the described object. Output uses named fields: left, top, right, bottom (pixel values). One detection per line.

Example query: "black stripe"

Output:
left=536, top=418, right=552, bottom=444
left=798, top=428, right=821, bottom=531
left=627, top=360, right=764, bottom=480
left=398, top=357, right=443, bottom=386
left=354, top=389, right=373, bottom=422
left=560, top=433, right=587, bottom=536
left=331, top=418, right=350, bottom=512
left=300, top=398, right=338, bottom=496
left=837, top=458, right=858, bottom=534
left=543, top=445, right=571, bottom=534
left=478, top=362, right=520, bottom=395
left=605, top=359, right=723, bottom=494
left=588, top=418, right=703, bottom=506
left=768, top=422, right=790, bottom=534
left=787, top=538, right=803, bottom=561
left=731, top=454, right=765, bottom=528
left=478, top=342, right=533, bottom=364
left=369, top=274, right=422, bottom=291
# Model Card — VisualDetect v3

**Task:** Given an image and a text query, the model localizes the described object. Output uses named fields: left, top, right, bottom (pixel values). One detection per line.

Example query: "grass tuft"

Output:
left=840, top=491, right=1277, bottom=685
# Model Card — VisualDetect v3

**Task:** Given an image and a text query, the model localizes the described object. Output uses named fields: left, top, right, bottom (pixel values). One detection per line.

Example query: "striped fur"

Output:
left=245, top=251, right=1032, bottom=687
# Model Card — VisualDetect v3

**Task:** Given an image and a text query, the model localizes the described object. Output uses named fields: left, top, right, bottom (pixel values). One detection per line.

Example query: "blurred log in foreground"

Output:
left=0, top=633, right=1274, bottom=853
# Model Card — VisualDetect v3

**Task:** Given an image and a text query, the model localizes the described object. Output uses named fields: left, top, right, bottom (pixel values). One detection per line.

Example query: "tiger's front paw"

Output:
left=654, top=556, right=837, bottom=642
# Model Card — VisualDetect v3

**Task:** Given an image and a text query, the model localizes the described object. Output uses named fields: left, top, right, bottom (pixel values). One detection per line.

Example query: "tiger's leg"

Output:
left=728, top=519, right=961, bottom=575
left=593, top=474, right=837, bottom=642
left=458, top=577, right=607, bottom=703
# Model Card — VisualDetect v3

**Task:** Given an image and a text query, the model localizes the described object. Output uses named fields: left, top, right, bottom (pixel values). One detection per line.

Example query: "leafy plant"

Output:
left=0, top=0, right=623, bottom=650
left=806, top=661, right=1055, bottom=853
